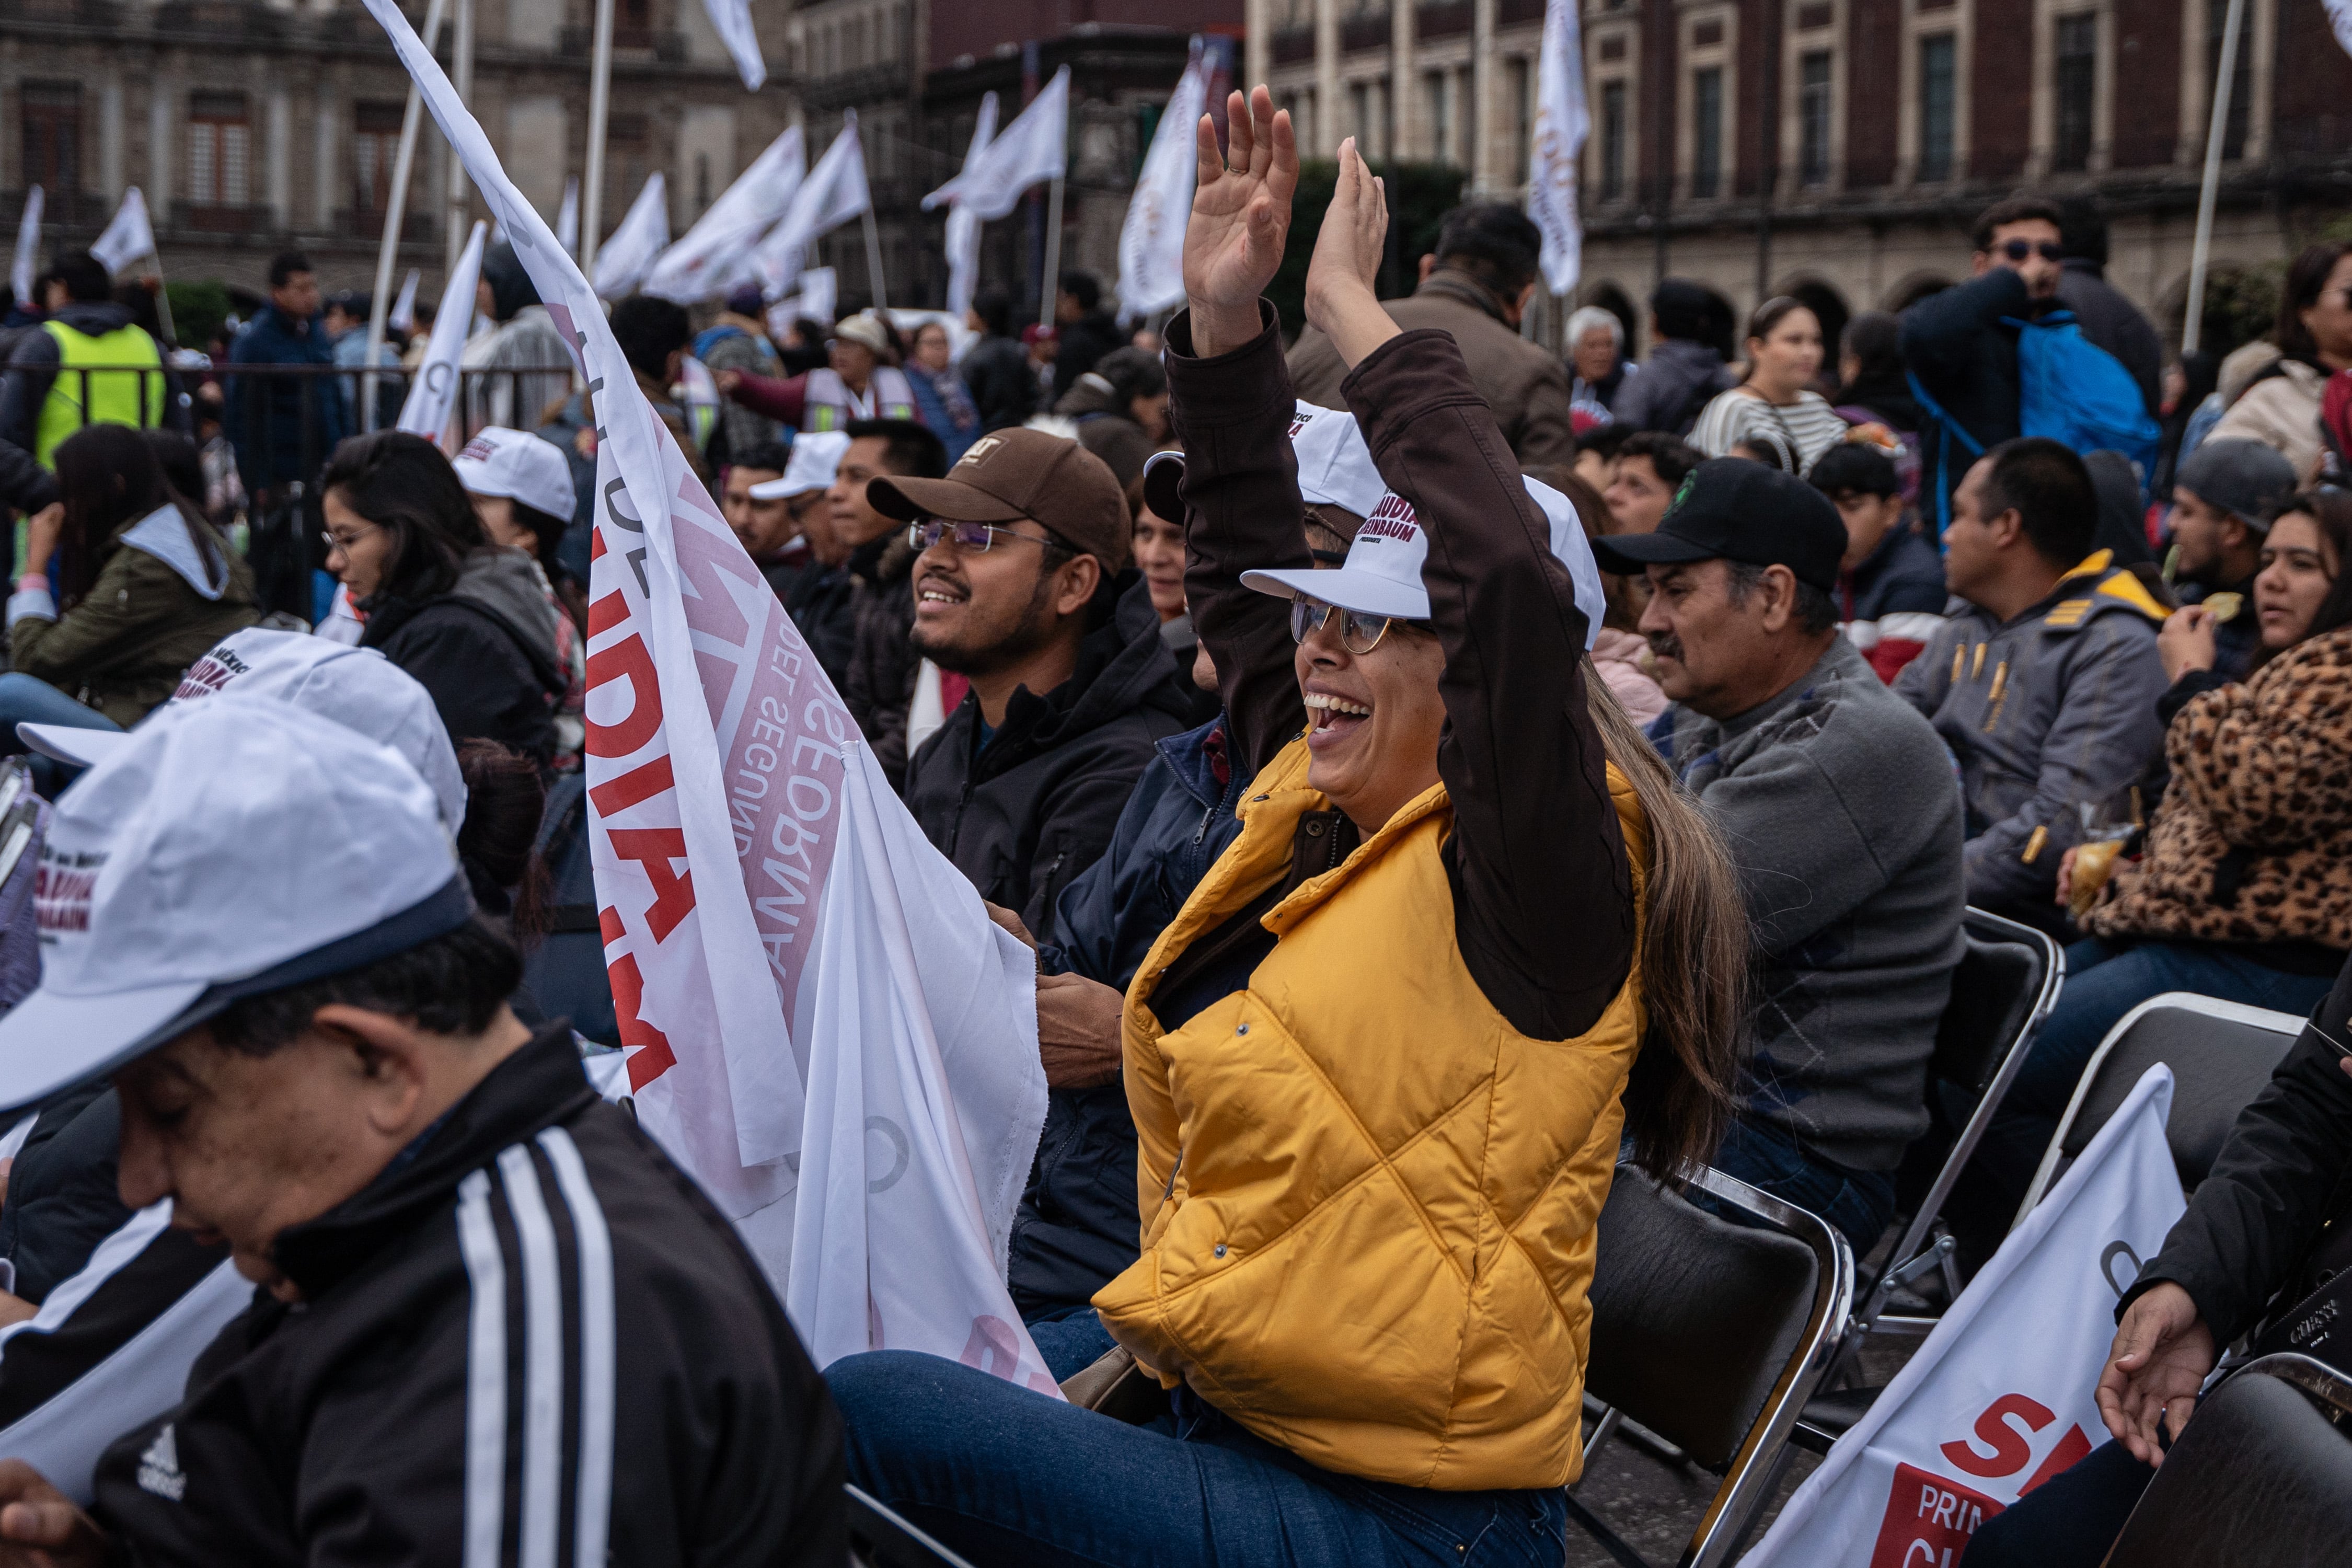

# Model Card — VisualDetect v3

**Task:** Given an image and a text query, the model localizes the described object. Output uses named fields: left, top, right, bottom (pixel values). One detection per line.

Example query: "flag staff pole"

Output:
left=580, top=0, right=615, bottom=278
left=2182, top=0, right=2246, bottom=355
left=861, top=207, right=889, bottom=313
left=365, top=0, right=449, bottom=432
left=444, top=0, right=475, bottom=279
left=1037, top=176, right=1063, bottom=332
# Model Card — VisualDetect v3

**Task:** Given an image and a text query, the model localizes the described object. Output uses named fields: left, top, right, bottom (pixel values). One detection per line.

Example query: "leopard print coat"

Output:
left=2086, top=625, right=2352, bottom=949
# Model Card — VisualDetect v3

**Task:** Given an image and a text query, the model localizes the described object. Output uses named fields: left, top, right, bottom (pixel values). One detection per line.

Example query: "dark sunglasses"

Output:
left=1998, top=239, right=2065, bottom=263
left=1289, top=594, right=1425, bottom=655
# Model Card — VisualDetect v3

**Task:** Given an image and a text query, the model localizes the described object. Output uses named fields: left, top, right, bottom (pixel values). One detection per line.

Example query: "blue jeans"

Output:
left=1708, top=1116, right=1897, bottom=1252
left=1946, top=937, right=2335, bottom=1267
left=0, top=672, right=120, bottom=795
left=828, top=1311, right=1570, bottom=1568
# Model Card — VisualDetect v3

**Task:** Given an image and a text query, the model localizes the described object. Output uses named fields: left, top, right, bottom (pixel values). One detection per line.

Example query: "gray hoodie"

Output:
left=1662, top=634, right=1967, bottom=1171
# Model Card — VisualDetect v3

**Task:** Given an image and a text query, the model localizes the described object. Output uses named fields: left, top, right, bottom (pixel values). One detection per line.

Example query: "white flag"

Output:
left=942, top=94, right=999, bottom=325
left=1744, top=1065, right=2187, bottom=1568
left=2330, top=0, right=2352, bottom=58
left=89, top=189, right=156, bottom=275
left=795, top=266, right=837, bottom=330
left=387, top=268, right=421, bottom=334
left=592, top=172, right=672, bottom=299
left=923, top=66, right=1068, bottom=223
left=701, top=0, right=766, bottom=91
left=359, top=0, right=1058, bottom=1392
left=11, top=187, right=42, bottom=309
left=751, top=116, right=871, bottom=301
left=642, top=128, right=804, bottom=303
left=557, top=175, right=580, bottom=259
left=1117, top=49, right=1210, bottom=324
left=1528, top=0, right=1590, bottom=297
left=396, top=219, right=487, bottom=446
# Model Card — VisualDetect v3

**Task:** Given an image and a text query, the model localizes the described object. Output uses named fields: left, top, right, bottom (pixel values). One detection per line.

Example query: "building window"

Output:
left=19, top=83, right=80, bottom=194
left=2053, top=13, right=2096, bottom=172
left=1691, top=66, right=1722, bottom=199
left=1511, top=56, right=1531, bottom=184
left=188, top=92, right=250, bottom=208
left=1600, top=80, right=1627, bottom=201
left=352, top=101, right=403, bottom=213
left=1918, top=33, right=1955, bottom=182
left=2206, top=0, right=2251, bottom=160
left=1798, top=50, right=1832, bottom=187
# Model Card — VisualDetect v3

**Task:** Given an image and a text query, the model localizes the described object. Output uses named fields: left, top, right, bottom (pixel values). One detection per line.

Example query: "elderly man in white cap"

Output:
left=802, top=310, right=917, bottom=433
left=0, top=689, right=846, bottom=1565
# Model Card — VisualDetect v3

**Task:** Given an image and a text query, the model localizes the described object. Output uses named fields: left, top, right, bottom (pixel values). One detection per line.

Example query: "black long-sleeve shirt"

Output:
left=1164, top=304, right=1632, bottom=1042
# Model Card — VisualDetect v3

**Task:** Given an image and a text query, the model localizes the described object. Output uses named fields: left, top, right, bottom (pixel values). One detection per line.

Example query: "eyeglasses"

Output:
left=1289, top=593, right=1423, bottom=655
left=320, top=521, right=381, bottom=556
left=908, top=519, right=1062, bottom=555
left=1998, top=239, right=2065, bottom=264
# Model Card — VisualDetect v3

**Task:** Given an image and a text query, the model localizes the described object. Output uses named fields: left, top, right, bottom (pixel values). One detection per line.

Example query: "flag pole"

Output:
left=580, top=0, right=615, bottom=278
left=365, top=0, right=449, bottom=433
left=861, top=206, right=889, bottom=313
left=444, top=0, right=475, bottom=279
left=147, top=246, right=178, bottom=347
left=2182, top=0, right=2246, bottom=356
left=1037, top=176, right=1063, bottom=330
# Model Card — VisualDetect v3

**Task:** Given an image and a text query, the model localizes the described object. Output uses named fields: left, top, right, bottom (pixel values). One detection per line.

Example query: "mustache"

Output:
left=1646, top=631, right=1684, bottom=663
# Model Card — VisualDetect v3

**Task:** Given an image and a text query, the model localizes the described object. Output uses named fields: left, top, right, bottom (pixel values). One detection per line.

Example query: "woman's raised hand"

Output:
left=1303, top=138, right=1401, bottom=371
left=1183, top=86, right=1296, bottom=357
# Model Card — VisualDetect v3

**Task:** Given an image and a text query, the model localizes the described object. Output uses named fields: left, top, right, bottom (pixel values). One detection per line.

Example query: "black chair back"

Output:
left=2056, top=996, right=2301, bottom=1188
left=1930, top=931, right=2043, bottom=1094
left=2106, top=1355, right=2352, bottom=1567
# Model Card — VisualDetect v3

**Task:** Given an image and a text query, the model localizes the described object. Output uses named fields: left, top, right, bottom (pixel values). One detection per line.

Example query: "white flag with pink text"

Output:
left=361, top=0, right=1059, bottom=1394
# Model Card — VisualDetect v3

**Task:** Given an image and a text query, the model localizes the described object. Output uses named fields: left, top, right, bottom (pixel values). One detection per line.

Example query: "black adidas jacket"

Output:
left=88, top=1024, right=845, bottom=1566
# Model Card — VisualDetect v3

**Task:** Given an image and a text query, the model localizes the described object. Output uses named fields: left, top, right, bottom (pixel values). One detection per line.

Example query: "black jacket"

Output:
left=2124, top=955, right=2352, bottom=1346
left=1900, top=268, right=2053, bottom=512
left=785, top=551, right=860, bottom=697
left=363, top=549, right=566, bottom=764
left=958, top=336, right=1038, bottom=433
left=1055, top=309, right=1124, bottom=390
left=2059, top=259, right=2165, bottom=419
left=89, top=1024, right=845, bottom=1566
left=1012, top=714, right=1249, bottom=1318
left=904, top=575, right=1197, bottom=940
left=844, top=535, right=920, bottom=789
left=0, top=1081, right=129, bottom=1304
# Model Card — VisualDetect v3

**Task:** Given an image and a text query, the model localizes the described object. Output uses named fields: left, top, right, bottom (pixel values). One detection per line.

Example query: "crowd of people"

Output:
left=0, top=75, right=2337, bottom=1566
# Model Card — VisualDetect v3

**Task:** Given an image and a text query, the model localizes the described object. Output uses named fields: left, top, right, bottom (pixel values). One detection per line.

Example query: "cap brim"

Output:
left=866, top=476, right=1027, bottom=526
left=746, top=477, right=812, bottom=500
left=17, top=723, right=129, bottom=769
left=1588, top=531, right=1721, bottom=575
left=1142, top=451, right=1185, bottom=523
left=1241, top=565, right=1430, bottom=621
left=0, top=977, right=210, bottom=1114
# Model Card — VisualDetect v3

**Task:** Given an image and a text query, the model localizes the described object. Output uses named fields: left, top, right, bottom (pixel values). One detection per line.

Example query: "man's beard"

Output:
left=909, top=569, right=1064, bottom=677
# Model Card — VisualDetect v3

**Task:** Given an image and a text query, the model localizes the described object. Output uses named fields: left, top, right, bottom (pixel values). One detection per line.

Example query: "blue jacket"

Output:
left=223, top=305, right=349, bottom=497
left=1011, top=712, right=1245, bottom=1320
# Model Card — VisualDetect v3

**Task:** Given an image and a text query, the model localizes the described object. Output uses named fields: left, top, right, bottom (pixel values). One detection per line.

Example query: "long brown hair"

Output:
left=52, top=423, right=222, bottom=609
left=1587, top=661, right=1751, bottom=1181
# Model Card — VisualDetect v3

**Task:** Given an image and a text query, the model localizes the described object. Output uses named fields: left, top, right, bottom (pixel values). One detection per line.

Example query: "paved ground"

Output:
left=1561, top=1336, right=1924, bottom=1565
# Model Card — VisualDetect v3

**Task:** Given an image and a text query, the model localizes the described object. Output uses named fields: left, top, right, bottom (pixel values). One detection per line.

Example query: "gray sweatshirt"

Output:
left=1662, top=635, right=1967, bottom=1171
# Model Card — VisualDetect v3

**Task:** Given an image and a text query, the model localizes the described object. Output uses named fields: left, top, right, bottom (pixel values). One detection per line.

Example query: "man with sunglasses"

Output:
left=1900, top=194, right=2071, bottom=518
left=870, top=428, right=1200, bottom=941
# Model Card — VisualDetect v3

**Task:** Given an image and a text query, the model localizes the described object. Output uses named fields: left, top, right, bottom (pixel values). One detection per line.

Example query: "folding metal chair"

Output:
left=1568, top=1164, right=1854, bottom=1568
left=2015, top=991, right=2304, bottom=1223
left=847, top=1483, right=976, bottom=1568
left=2105, top=1354, right=2352, bottom=1567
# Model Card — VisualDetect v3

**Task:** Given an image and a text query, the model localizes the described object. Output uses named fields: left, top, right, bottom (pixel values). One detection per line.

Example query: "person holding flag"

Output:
left=826, top=89, right=1748, bottom=1563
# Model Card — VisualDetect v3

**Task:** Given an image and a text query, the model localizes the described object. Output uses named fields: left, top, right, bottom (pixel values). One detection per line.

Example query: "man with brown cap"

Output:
left=868, top=428, right=1198, bottom=937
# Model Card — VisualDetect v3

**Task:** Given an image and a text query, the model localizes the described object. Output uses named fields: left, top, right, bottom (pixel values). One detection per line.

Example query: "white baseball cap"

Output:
left=750, top=430, right=851, bottom=501
left=1241, top=477, right=1606, bottom=651
left=1286, top=401, right=1387, bottom=517
left=452, top=427, right=577, bottom=522
left=0, top=694, right=469, bottom=1112
left=18, top=629, right=468, bottom=828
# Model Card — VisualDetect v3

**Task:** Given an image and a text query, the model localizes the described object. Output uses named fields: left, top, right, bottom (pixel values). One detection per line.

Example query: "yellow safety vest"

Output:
left=37, top=320, right=166, bottom=469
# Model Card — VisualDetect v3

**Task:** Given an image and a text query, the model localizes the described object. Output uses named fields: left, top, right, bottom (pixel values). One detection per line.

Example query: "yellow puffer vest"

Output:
left=1096, top=738, right=1650, bottom=1492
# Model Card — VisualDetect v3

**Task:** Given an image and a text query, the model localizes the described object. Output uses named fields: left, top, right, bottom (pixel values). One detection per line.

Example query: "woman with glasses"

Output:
left=0, top=424, right=256, bottom=771
left=2209, top=242, right=2352, bottom=484
left=1689, top=296, right=1850, bottom=474
left=824, top=90, right=1750, bottom=1566
left=318, top=431, right=566, bottom=766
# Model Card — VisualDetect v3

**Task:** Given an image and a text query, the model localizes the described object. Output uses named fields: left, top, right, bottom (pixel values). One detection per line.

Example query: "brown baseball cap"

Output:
left=867, top=428, right=1131, bottom=571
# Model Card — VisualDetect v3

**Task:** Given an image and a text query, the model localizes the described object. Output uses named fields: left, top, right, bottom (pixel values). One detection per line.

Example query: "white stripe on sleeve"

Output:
left=535, top=1127, right=616, bottom=1568
left=455, top=1169, right=509, bottom=1568
left=496, top=1144, right=566, bottom=1568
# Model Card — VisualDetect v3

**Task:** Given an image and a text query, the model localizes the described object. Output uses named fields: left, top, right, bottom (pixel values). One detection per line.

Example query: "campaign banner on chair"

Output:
left=1743, top=1065, right=2185, bottom=1568
left=361, top=0, right=1059, bottom=1395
